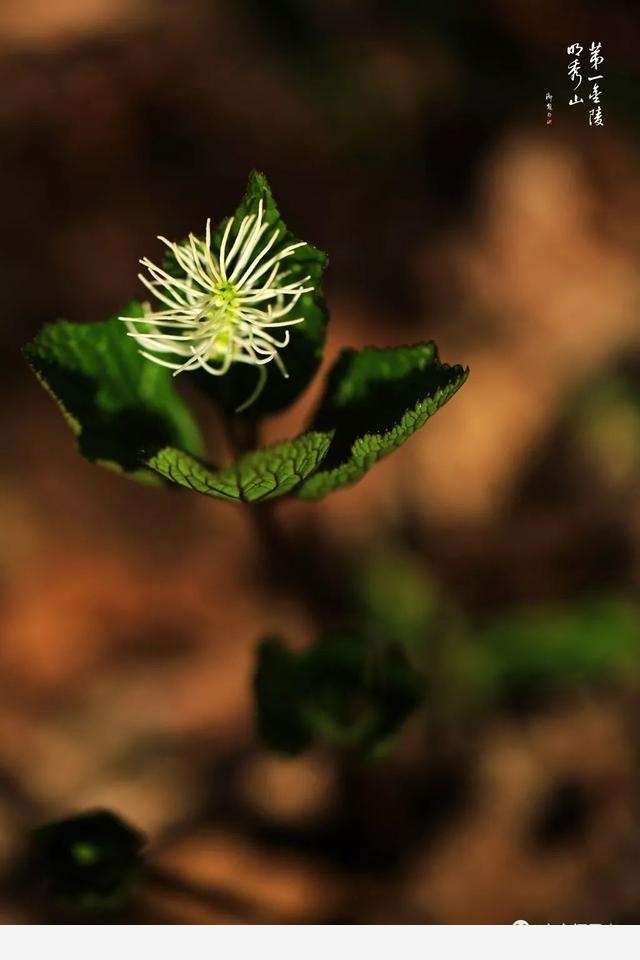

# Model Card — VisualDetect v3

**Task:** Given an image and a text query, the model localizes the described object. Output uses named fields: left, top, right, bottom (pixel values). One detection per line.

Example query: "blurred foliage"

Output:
left=255, top=533, right=640, bottom=761
left=572, top=363, right=640, bottom=491
left=352, top=547, right=640, bottom=736
left=464, top=599, right=640, bottom=706
left=31, top=810, right=145, bottom=914
left=254, top=633, right=423, bottom=759
left=253, top=640, right=314, bottom=755
left=353, top=548, right=445, bottom=657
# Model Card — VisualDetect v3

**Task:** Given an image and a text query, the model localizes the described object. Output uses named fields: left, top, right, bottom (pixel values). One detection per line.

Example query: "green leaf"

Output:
left=470, top=598, right=640, bottom=704
left=298, top=633, right=423, bottom=757
left=23, top=303, right=204, bottom=484
left=254, top=639, right=313, bottom=755
left=187, top=170, right=328, bottom=417
left=253, top=633, right=423, bottom=759
left=298, top=343, right=468, bottom=498
left=354, top=547, right=442, bottom=656
left=32, top=810, right=145, bottom=914
left=147, top=430, right=333, bottom=502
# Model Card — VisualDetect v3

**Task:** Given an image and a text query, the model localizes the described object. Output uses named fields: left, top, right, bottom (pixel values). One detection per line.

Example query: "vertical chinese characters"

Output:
left=567, top=41, right=605, bottom=125
left=588, top=41, right=604, bottom=126
left=567, top=42, right=584, bottom=106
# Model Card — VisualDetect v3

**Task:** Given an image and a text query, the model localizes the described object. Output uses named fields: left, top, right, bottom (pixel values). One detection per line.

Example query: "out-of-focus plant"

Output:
left=254, top=632, right=423, bottom=759
left=27, top=809, right=299, bottom=920
left=31, top=810, right=145, bottom=914
left=572, top=366, right=640, bottom=494
left=464, top=598, right=640, bottom=708
left=323, top=545, right=640, bottom=725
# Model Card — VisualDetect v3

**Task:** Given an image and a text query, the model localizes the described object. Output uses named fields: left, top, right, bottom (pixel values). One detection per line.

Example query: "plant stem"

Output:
left=226, top=415, right=258, bottom=457
left=222, top=411, right=351, bottom=629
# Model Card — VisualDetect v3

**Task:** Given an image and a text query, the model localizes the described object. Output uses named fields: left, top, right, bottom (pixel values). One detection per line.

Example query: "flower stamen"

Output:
left=122, top=198, right=314, bottom=411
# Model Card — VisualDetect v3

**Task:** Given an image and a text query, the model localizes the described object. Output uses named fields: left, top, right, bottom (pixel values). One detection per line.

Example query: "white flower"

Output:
left=122, top=199, right=313, bottom=412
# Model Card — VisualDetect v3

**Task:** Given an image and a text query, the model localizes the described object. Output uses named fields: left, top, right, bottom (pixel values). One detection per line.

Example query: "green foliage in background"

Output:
left=252, top=546, right=640, bottom=760
left=572, top=366, right=640, bottom=492
left=255, top=633, right=424, bottom=758
left=32, top=810, right=145, bottom=914
left=353, top=547, right=445, bottom=658
left=465, top=598, right=640, bottom=705
left=353, top=549, right=640, bottom=718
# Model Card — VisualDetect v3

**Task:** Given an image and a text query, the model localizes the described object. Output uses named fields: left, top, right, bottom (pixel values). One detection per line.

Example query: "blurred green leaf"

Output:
left=189, top=170, right=328, bottom=418
left=466, top=598, right=640, bottom=704
left=254, top=633, right=423, bottom=758
left=573, top=371, right=640, bottom=489
left=299, top=633, right=424, bottom=757
left=354, top=547, right=441, bottom=656
left=298, top=343, right=468, bottom=498
left=23, top=303, right=204, bottom=484
left=254, top=639, right=313, bottom=755
left=32, top=810, right=145, bottom=914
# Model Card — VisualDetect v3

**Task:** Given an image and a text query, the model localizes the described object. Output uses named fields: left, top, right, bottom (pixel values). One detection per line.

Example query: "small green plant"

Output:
left=24, top=171, right=467, bottom=502
left=22, top=171, right=469, bottom=786
left=255, top=633, right=424, bottom=758
left=31, top=810, right=145, bottom=914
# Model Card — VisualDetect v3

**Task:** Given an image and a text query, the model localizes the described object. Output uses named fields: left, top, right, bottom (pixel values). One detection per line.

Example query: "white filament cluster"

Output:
left=122, top=199, right=313, bottom=411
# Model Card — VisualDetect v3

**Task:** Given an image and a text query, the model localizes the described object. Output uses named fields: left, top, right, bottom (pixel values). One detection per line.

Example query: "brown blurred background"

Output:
left=1, top=0, right=640, bottom=924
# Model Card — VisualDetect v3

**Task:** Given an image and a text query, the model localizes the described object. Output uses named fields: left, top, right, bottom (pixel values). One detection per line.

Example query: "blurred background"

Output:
left=1, top=0, right=640, bottom=924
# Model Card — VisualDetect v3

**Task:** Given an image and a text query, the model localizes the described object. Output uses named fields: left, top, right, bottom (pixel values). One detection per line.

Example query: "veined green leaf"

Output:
left=298, top=343, right=468, bottom=498
left=147, top=430, right=333, bottom=502
left=23, top=303, right=204, bottom=484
